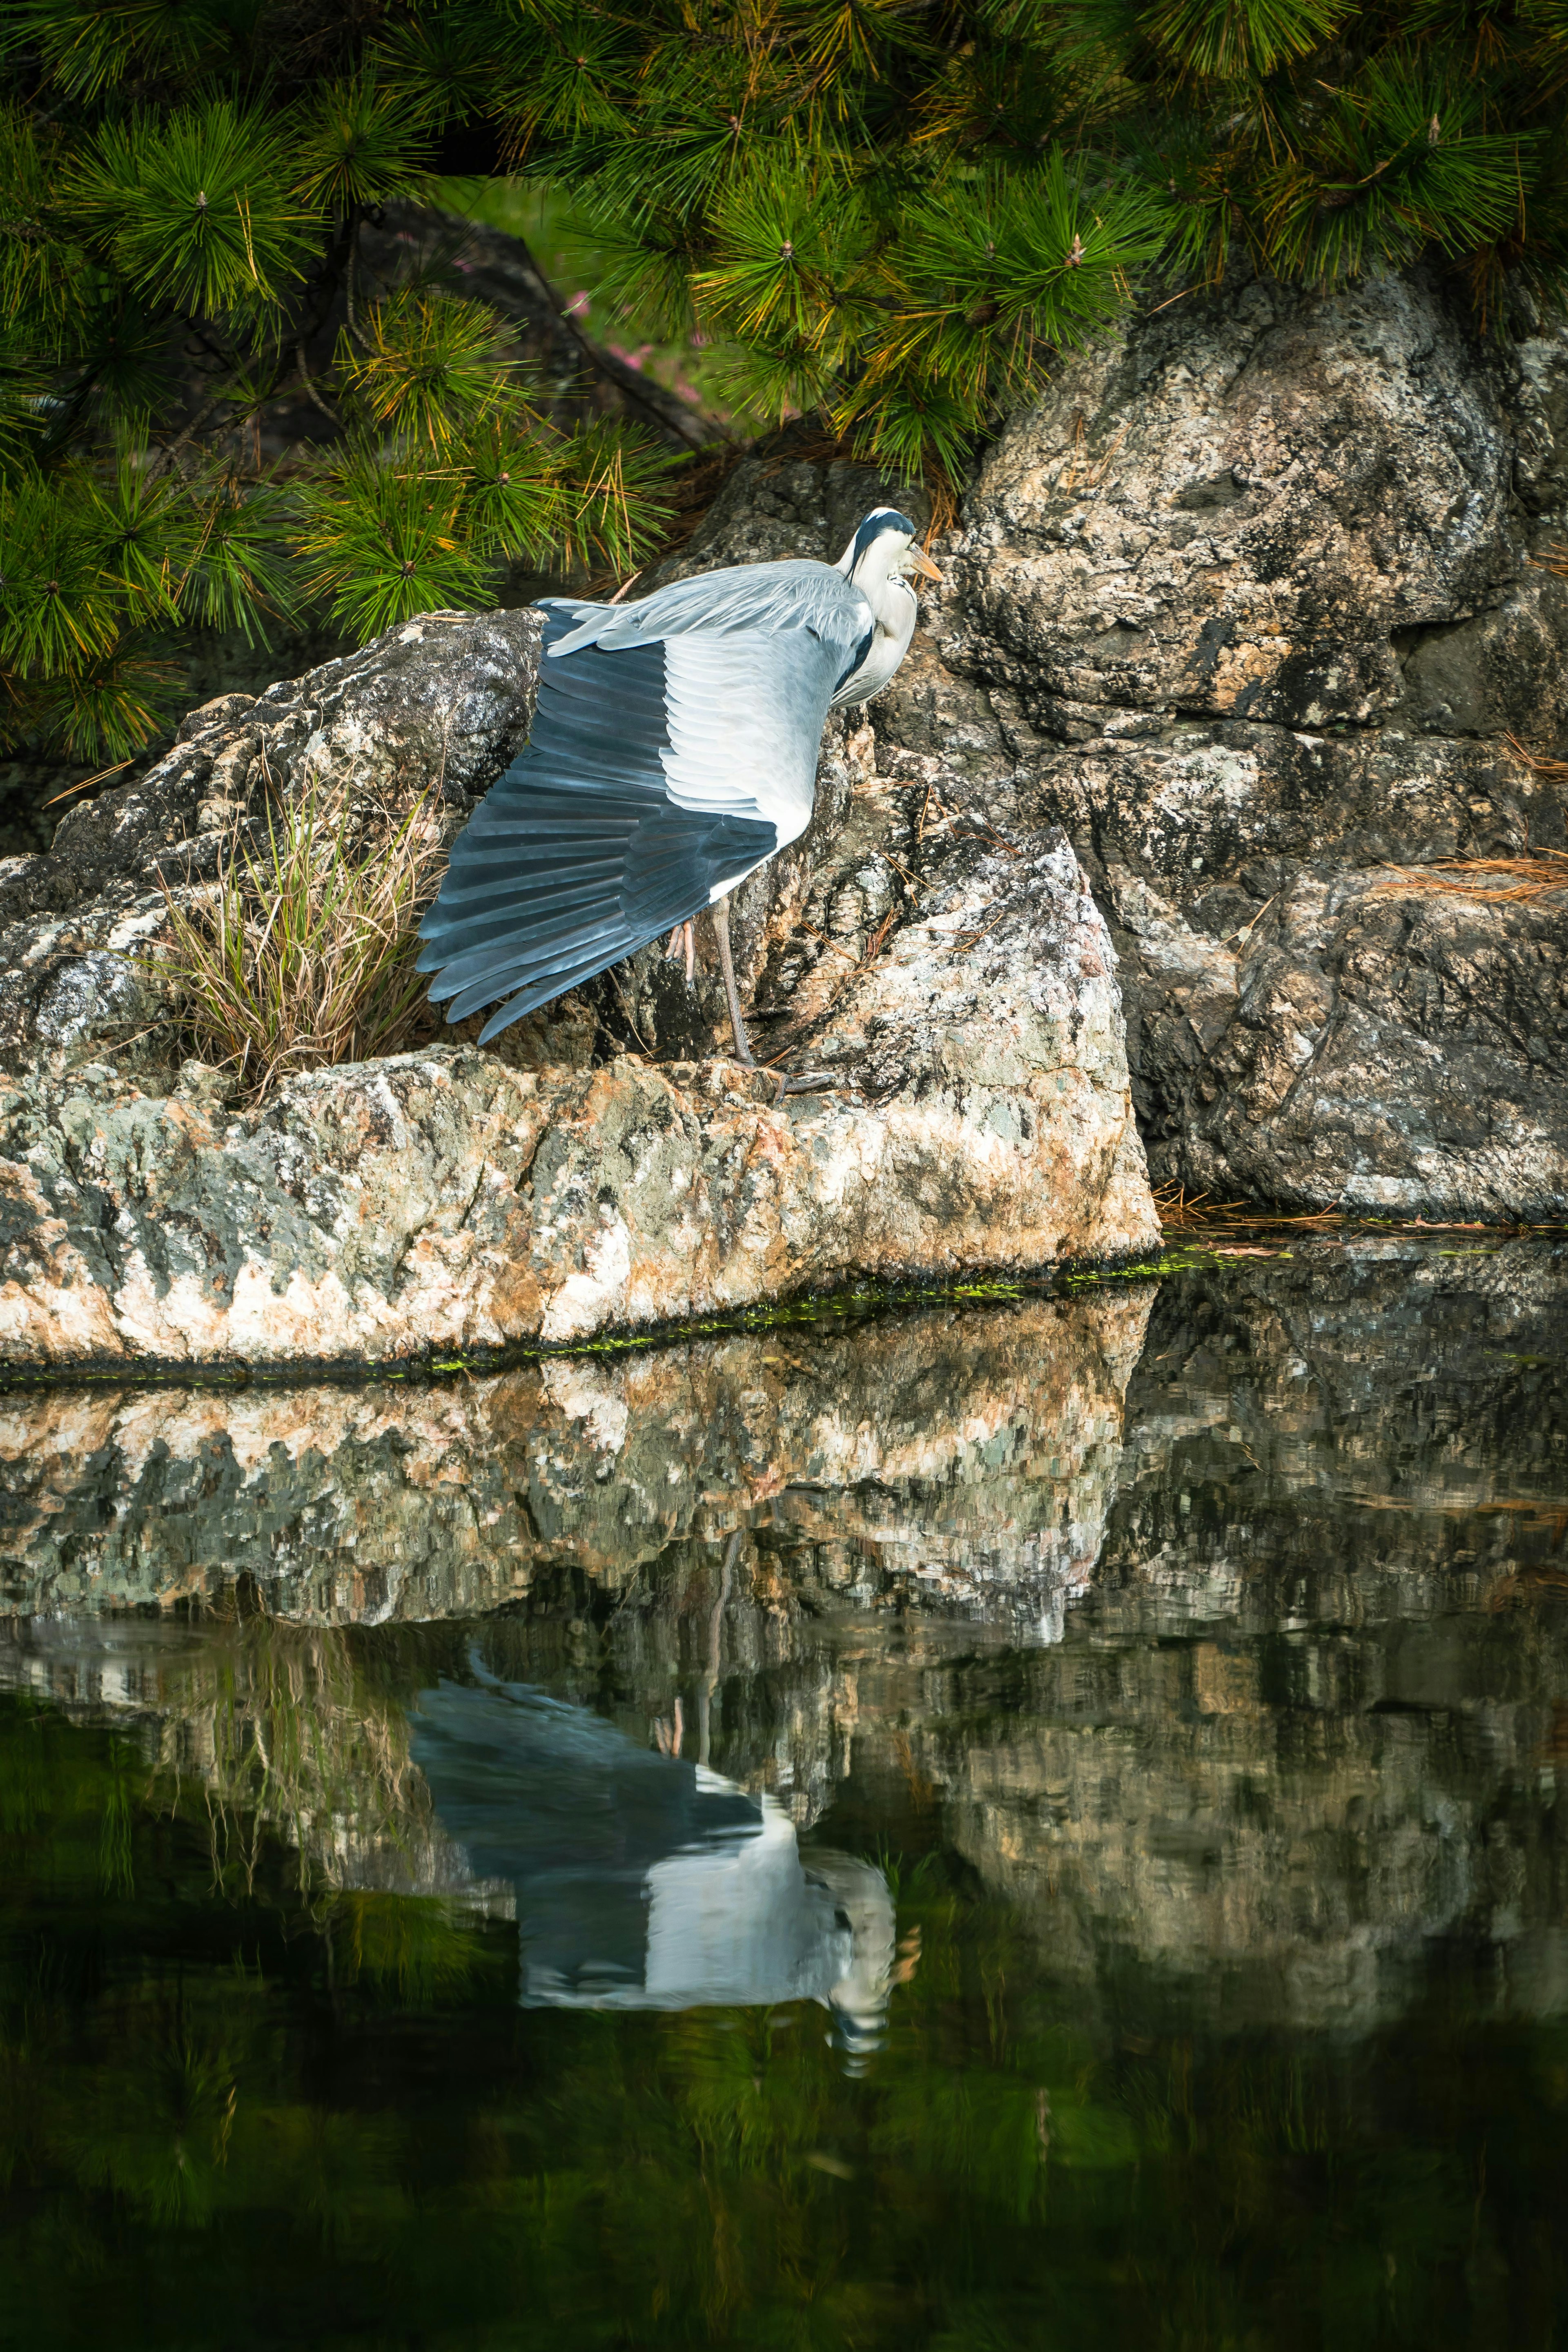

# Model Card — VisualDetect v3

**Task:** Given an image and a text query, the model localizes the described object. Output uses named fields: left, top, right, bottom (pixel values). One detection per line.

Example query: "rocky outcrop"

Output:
left=0, top=898, right=1153, bottom=1365
left=885, top=267, right=1568, bottom=1216
left=0, top=565, right=1158, bottom=1364
left=623, top=278, right=1568, bottom=1217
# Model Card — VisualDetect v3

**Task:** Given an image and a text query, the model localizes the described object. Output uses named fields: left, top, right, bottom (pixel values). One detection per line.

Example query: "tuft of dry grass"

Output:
left=151, top=777, right=446, bottom=1101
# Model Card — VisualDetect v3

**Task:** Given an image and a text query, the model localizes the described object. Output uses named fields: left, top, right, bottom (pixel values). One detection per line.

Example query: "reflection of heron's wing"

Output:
left=408, top=1679, right=897, bottom=2027
left=410, top=1679, right=761, bottom=1875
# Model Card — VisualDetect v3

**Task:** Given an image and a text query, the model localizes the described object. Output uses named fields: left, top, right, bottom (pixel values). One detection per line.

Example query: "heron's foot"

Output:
left=664, top=919, right=695, bottom=983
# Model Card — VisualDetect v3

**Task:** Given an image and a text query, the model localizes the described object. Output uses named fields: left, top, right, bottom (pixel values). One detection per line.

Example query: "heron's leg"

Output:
left=713, top=894, right=846, bottom=1099
left=664, top=918, right=695, bottom=982
left=710, top=895, right=757, bottom=1066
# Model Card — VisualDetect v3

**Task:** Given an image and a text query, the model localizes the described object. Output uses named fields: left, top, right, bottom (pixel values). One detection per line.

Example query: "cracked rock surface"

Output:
left=878, top=267, right=1568, bottom=1216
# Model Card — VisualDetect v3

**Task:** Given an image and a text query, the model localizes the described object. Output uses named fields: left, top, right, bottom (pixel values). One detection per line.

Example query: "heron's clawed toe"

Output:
left=664, top=919, right=695, bottom=982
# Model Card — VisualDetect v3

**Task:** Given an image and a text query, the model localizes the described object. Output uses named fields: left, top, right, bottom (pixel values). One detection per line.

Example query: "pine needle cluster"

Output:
left=5, top=0, right=1566, bottom=763
left=1, top=7, right=674, bottom=765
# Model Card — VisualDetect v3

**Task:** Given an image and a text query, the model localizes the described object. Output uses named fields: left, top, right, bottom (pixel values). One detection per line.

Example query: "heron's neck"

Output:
left=862, top=570, right=915, bottom=639
left=833, top=573, right=916, bottom=707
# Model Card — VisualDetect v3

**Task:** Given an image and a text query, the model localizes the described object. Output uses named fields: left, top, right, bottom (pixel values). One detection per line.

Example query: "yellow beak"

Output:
left=906, top=543, right=943, bottom=584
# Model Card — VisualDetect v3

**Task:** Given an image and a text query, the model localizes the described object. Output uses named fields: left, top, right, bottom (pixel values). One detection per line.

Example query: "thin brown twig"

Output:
left=949, top=909, right=1008, bottom=951
left=1218, top=893, right=1276, bottom=948
left=958, top=817, right=1021, bottom=858
left=915, top=776, right=939, bottom=844
left=1146, top=281, right=1204, bottom=315
left=879, top=850, right=922, bottom=895
left=1502, top=729, right=1568, bottom=780
left=1152, top=1181, right=1249, bottom=1228
left=858, top=910, right=897, bottom=968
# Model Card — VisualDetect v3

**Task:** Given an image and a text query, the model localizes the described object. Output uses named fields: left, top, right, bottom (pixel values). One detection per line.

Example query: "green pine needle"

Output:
left=69, top=98, right=316, bottom=316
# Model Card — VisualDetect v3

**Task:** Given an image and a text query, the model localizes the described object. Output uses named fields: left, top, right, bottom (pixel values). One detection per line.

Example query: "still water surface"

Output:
left=1, top=1237, right=1566, bottom=2348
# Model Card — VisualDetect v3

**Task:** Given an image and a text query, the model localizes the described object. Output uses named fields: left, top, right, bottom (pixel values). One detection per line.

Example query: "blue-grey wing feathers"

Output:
left=419, top=559, right=873, bottom=1045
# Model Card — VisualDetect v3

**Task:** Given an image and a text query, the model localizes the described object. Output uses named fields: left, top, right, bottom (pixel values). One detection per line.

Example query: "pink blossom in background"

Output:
left=564, top=291, right=591, bottom=318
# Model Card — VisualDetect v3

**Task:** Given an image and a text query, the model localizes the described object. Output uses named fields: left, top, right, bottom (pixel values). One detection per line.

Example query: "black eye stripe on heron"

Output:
left=417, top=508, right=942, bottom=1084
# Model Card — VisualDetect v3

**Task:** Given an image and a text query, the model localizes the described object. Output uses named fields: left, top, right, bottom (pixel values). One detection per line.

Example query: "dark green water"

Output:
left=1, top=1235, right=1566, bottom=2349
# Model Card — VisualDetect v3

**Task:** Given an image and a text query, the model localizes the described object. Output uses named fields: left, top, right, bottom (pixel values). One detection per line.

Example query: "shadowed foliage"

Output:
left=3, top=0, right=1566, bottom=760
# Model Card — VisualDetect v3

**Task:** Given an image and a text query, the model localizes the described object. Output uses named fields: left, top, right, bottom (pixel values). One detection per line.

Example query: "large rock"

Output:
left=0, top=530, right=1157, bottom=1364
left=881, top=268, right=1568, bottom=1216
left=0, top=814, right=1152, bottom=1366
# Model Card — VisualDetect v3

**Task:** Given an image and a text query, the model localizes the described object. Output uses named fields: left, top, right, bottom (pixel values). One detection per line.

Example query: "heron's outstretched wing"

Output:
left=417, top=560, right=871, bottom=1046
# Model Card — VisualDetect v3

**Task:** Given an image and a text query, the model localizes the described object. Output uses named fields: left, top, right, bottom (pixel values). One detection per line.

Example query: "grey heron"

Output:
left=417, top=507, right=939, bottom=1080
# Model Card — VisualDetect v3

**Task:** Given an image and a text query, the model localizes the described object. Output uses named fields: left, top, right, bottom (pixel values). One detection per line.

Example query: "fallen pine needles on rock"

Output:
left=1152, top=1181, right=1248, bottom=1229
left=1372, top=849, right=1568, bottom=904
left=149, top=779, right=445, bottom=1100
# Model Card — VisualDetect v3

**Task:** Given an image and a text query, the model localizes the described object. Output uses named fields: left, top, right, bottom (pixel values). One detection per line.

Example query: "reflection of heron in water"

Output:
left=410, top=1654, right=902, bottom=2060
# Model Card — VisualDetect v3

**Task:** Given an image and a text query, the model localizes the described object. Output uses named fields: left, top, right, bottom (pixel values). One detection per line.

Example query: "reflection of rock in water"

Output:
left=4, top=1242, right=1567, bottom=2041
left=0, top=1287, right=1152, bottom=1628
left=869, top=1240, right=1568, bottom=2030
left=409, top=1674, right=895, bottom=2049
left=458, top=1243, right=1568, bottom=2034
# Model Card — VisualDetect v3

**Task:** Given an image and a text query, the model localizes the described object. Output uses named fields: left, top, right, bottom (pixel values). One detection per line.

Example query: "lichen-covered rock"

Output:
left=944, top=272, right=1559, bottom=736
left=0, top=816, right=1156, bottom=1366
left=0, top=488, right=1158, bottom=1361
left=878, top=267, right=1568, bottom=1215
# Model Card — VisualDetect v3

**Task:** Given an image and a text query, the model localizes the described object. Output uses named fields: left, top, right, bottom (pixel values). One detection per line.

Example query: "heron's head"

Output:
left=835, top=508, right=942, bottom=604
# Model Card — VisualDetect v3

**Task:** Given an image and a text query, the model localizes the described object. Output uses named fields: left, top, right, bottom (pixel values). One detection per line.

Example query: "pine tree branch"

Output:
left=151, top=382, right=234, bottom=477
left=382, top=203, right=726, bottom=452
left=342, top=214, right=373, bottom=354
left=296, top=345, right=342, bottom=426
